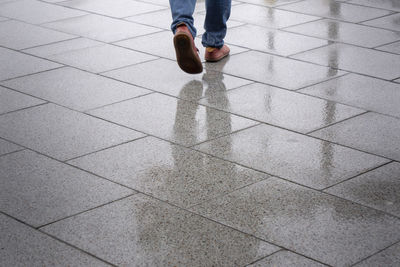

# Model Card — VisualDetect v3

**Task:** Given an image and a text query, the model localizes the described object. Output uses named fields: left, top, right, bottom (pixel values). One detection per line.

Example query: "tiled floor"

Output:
left=1, top=0, right=399, bottom=266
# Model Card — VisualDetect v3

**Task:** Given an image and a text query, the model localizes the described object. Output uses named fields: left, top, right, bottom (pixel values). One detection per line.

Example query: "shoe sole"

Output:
left=205, top=52, right=230, bottom=62
left=173, top=32, right=203, bottom=74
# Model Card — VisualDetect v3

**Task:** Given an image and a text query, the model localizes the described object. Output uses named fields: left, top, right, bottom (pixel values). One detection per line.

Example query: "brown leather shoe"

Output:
left=173, top=24, right=203, bottom=74
left=204, top=45, right=230, bottom=62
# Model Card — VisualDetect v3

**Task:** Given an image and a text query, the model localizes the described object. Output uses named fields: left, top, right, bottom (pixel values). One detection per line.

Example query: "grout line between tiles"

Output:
left=305, top=111, right=369, bottom=135
left=0, top=101, right=49, bottom=116
left=0, top=148, right=26, bottom=159
left=37, top=193, right=138, bottom=229
left=321, top=160, right=394, bottom=191
left=64, top=135, right=149, bottom=162
left=349, top=239, right=400, bottom=267
left=0, top=211, right=117, bottom=267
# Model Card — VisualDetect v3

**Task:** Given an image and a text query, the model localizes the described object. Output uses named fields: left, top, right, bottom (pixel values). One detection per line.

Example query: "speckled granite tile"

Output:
left=224, top=24, right=328, bottom=56
left=41, top=194, right=280, bottom=266
left=280, top=0, right=392, bottom=23
left=249, top=250, right=326, bottom=267
left=69, top=137, right=270, bottom=208
left=23, top=38, right=102, bottom=57
left=191, top=178, right=400, bottom=266
left=299, top=74, right=400, bottom=117
left=311, top=112, right=400, bottom=161
left=229, top=4, right=320, bottom=28
left=237, top=0, right=301, bottom=7
left=376, top=41, right=400, bottom=54
left=103, top=58, right=252, bottom=100
left=354, top=242, right=400, bottom=267
left=0, top=103, right=144, bottom=160
left=285, top=19, right=400, bottom=48
left=60, top=0, right=166, bottom=18
left=0, top=0, right=86, bottom=24
left=1, top=67, right=150, bottom=111
left=0, top=214, right=111, bottom=266
left=0, top=139, right=21, bottom=156
left=88, top=93, right=257, bottom=146
left=0, top=150, right=134, bottom=226
left=326, top=162, right=400, bottom=217
left=350, top=0, right=400, bottom=12
left=48, top=44, right=157, bottom=73
left=292, top=43, right=400, bottom=80
left=0, top=86, right=44, bottom=114
left=199, top=83, right=364, bottom=133
left=209, top=51, right=345, bottom=90
left=43, top=14, right=161, bottom=42
left=193, top=124, right=387, bottom=189
left=0, top=47, right=61, bottom=81
left=0, top=20, right=76, bottom=50
left=363, top=13, right=400, bottom=32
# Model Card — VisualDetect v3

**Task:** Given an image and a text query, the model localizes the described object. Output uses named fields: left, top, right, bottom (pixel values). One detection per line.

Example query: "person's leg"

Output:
left=202, top=0, right=231, bottom=48
left=169, top=0, right=197, bottom=38
left=170, top=0, right=203, bottom=73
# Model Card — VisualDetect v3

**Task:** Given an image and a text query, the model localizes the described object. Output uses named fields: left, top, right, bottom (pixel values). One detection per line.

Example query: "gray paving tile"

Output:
left=395, top=78, right=400, bottom=83
left=350, top=0, right=400, bottom=12
left=326, top=162, right=400, bottom=217
left=311, top=112, right=400, bottom=161
left=224, top=24, right=328, bottom=56
left=249, top=250, right=326, bottom=267
left=191, top=178, right=400, bottom=266
left=1, top=150, right=134, bottom=227
left=0, top=0, right=86, bottom=24
left=292, top=43, right=400, bottom=80
left=23, top=37, right=103, bottom=57
left=280, top=0, right=392, bottom=23
left=0, top=214, right=110, bottom=267
left=126, top=9, right=243, bottom=36
left=115, top=30, right=247, bottom=61
left=199, top=83, right=364, bottom=133
left=60, top=0, right=166, bottom=18
left=0, top=103, right=144, bottom=160
left=42, top=194, right=280, bottom=266
left=0, top=47, right=61, bottom=81
left=89, top=93, right=258, bottom=146
left=2, top=67, right=150, bottom=111
left=69, top=137, right=270, bottom=208
left=43, top=14, right=161, bottom=42
left=194, top=124, right=387, bottom=189
left=138, top=0, right=169, bottom=7
left=229, top=4, right=320, bottom=28
left=104, top=58, right=252, bottom=99
left=0, top=139, right=21, bottom=156
left=363, top=13, right=400, bottom=32
left=211, top=51, right=345, bottom=90
left=48, top=44, right=157, bottom=73
left=354, top=242, right=400, bottom=267
left=285, top=19, right=400, bottom=48
left=376, top=41, right=400, bottom=54
left=299, top=74, right=400, bottom=118
left=0, top=20, right=76, bottom=50
left=237, top=0, right=301, bottom=7
left=0, top=86, right=45, bottom=114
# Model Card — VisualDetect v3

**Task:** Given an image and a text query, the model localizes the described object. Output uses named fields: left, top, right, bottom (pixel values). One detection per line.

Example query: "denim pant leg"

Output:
left=202, top=0, right=231, bottom=48
left=169, top=0, right=197, bottom=38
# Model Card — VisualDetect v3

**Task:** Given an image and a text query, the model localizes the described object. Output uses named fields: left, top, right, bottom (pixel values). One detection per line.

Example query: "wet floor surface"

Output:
left=0, top=0, right=399, bottom=266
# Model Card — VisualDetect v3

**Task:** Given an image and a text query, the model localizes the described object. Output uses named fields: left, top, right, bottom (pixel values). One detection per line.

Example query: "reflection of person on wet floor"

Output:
left=169, top=0, right=231, bottom=74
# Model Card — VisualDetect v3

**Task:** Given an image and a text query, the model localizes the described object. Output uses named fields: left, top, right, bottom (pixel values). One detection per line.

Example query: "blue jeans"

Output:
left=169, top=0, right=231, bottom=48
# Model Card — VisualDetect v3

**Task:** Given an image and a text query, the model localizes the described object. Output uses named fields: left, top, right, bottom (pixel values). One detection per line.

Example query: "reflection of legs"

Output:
left=202, top=0, right=231, bottom=48
left=173, top=81, right=203, bottom=145
left=169, top=0, right=197, bottom=38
